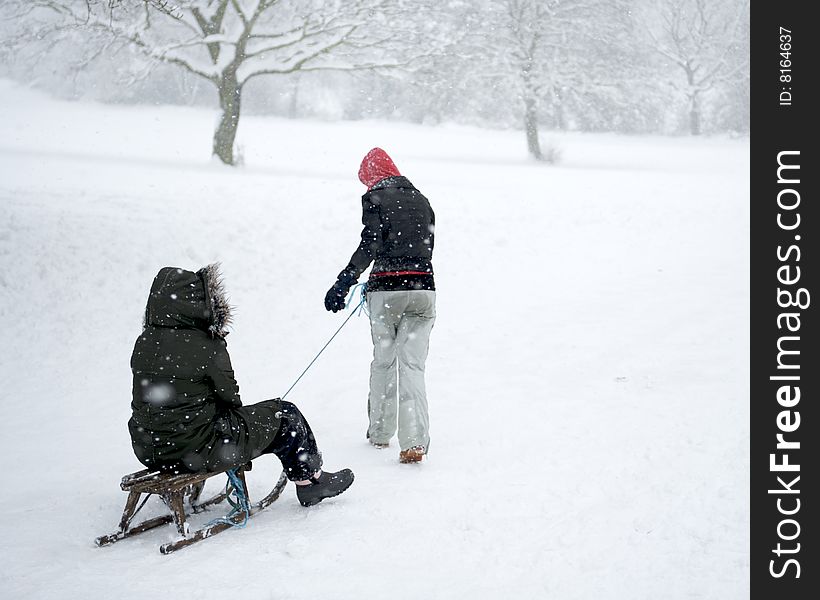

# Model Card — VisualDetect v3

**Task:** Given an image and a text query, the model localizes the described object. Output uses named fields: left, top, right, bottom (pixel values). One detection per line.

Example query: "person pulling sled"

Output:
left=324, top=148, right=436, bottom=463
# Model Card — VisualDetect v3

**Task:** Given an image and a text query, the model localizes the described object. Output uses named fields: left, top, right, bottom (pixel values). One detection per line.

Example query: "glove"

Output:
left=324, top=283, right=348, bottom=313
left=325, top=270, right=357, bottom=313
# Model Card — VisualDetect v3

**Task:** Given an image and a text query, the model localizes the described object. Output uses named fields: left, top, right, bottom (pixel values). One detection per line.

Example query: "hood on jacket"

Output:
left=358, top=147, right=401, bottom=189
left=143, top=263, right=232, bottom=338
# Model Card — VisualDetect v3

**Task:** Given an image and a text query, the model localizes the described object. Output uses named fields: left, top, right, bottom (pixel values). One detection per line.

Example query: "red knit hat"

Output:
left=358, top=147, right=401, bottom=189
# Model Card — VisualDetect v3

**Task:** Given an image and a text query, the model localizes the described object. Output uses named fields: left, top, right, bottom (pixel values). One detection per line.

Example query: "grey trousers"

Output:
left=366, top=290, right=436, bottom=451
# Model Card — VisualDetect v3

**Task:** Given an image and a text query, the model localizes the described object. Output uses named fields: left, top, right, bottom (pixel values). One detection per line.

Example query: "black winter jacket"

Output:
left=129, top=266, right=281, bottom=473
left=339, top=176, right=436, bottom=292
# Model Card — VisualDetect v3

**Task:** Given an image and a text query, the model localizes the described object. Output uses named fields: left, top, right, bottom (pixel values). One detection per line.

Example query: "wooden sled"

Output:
left=95, top=463, right=289, bottom=554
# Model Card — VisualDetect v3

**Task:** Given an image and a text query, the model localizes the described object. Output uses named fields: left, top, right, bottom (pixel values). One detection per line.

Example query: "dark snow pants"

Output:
left=259, top=400, right=323, bottom=481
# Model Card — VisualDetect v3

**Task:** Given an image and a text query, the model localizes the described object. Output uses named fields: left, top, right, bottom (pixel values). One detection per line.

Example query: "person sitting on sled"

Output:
left=129, top=264, right=354, bottom=507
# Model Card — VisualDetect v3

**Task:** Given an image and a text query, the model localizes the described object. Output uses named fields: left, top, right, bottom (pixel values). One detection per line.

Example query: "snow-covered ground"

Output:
left=0, top=79, right=749, bottom=599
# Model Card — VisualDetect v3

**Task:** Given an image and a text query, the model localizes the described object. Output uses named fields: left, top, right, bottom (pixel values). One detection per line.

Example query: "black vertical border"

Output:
left=751, top=2, right=816, bottom=598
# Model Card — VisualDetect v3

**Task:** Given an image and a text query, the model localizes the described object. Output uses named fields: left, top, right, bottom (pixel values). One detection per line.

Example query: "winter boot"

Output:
left=366, top=430, right=389, bottom=448
left=399, top=446, right=426, bottom=464
left=296, top=469, right=355, bottom=507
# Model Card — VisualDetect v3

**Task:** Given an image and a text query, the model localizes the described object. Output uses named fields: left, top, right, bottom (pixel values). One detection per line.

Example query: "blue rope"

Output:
left=206, top=468, right=250, bottom=529
left=346, top=282, right=369, bottom=317
left=203, top=287, right=370, bottom=530
left=281, top=283, right=368, bottom=400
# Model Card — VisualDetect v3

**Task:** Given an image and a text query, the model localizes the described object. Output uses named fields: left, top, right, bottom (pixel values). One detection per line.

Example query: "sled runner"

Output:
left=95, top=464, right=288, bottom=554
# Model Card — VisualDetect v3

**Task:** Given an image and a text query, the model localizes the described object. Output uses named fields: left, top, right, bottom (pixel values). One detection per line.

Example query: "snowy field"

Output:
left=0, top=79, right=749, bottom=599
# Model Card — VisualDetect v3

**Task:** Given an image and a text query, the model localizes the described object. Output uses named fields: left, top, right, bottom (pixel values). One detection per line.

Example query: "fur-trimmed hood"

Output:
left=143, top=264, right=233, bottom=338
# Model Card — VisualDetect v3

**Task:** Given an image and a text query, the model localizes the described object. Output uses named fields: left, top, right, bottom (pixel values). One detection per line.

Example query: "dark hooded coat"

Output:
left=128, top=265, right=281, bottom=473
left=339, top=174, right=436, bottom=293
left=330, top=148, right=435, bottom=293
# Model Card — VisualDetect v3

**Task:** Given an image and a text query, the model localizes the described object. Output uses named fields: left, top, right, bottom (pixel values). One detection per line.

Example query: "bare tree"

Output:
left=109, top=1, right=184, bottom=18
left=643, top=0, right=749, bottom=135
left=14, top=0, right=432, bottom=164
left=479, top=0, right=631, bottom=161
left=503, top=0, right=549, bottom=160
left=1, top=1, right=750, bottom=141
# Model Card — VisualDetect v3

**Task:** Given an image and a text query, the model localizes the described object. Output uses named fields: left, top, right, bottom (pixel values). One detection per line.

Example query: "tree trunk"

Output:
left=683, top=65, right=702, bottom=136
left=213, top=72, right=242, bottom=165
left=524, top=95, right=543, bottom=161
left=688, top=92, right=701, bottom=136
left=288, top=75, right=300, bottom=118
left=551, top=85, right=567, bottom=130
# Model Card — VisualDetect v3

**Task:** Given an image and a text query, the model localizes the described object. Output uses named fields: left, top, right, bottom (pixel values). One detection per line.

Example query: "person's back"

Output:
left=325, top=148, right=436, bottom=463
left=358, top=176, right=435, bottom=291
left=365, top=175, right=435, bottom=285
left=129, top=266, right=237, bottom=473
left=130, top=264, right=354, bottom=506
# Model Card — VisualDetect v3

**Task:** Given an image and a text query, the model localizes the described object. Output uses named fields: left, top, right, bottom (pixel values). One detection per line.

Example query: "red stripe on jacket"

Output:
left=370, top=271, right=432, bottom=278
